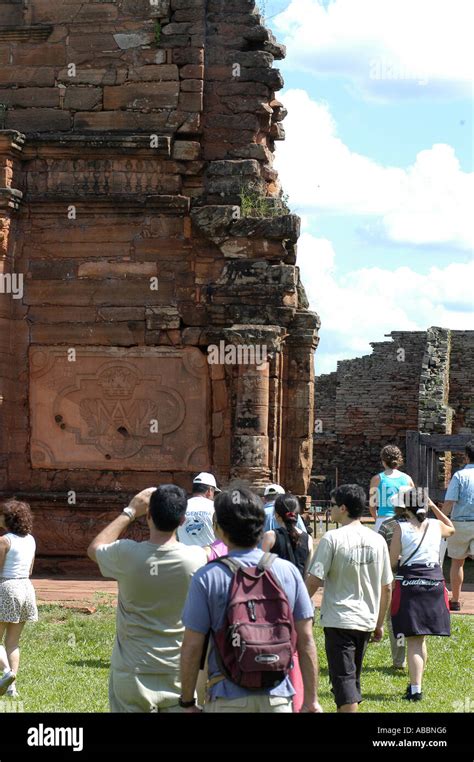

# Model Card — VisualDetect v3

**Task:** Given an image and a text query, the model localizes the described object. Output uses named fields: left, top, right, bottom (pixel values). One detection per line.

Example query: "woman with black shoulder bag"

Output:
left=389, top=487, right=455, bottom=701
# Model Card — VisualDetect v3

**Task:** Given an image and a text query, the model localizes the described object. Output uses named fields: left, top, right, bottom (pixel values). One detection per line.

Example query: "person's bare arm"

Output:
left=0, top=536, right=9, bottom=570
left=180, top=628, right=205, bottom=712
left=389, top=523, right=402, bottom=571
left=261, top=530, right=276, bottom=553
left=303, top=534, right=314, bottom=576
left=371, top=584, right=391, bottom=642
left=295, top=618, right=323, bottom=713
left=305, top=573, right=323, bottom=598
left=441, top=499, right=456, bottom=517
left=87, top=487, right=155, bottom=563
left=369, top=475, right=380, bottom=520
left=427, top=499, right=455, bottom=536
left=87, top=514, right=132, bottom=564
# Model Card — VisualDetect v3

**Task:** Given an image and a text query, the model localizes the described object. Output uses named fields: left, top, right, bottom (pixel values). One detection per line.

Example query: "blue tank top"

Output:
left=377, top=471, right=411, bottom=518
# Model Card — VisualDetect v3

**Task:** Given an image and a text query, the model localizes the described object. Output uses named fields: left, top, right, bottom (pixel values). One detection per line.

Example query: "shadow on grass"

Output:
left=67, top=659, right=110, bottom=669
left=362, top=666, right=408, bottom=675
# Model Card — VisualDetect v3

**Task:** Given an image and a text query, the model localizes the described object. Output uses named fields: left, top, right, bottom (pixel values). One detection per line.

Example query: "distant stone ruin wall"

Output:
left=313, top=328, right=473, bottom=493
left=449, top=331, right=474, bottom=433
left=417, top=327, right=452, bottom=485
left=0, top=0, right=319, bottom=573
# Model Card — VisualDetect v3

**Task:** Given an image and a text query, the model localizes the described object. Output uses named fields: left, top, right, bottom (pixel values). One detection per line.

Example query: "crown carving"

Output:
left=98, top=366, right=139, bottom=399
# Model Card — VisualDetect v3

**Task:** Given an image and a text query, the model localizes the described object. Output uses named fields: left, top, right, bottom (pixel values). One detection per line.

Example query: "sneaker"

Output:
left=0, top=670, right=16, bottom=696
left=449, top=600, right=461, bottom=612
left=5, top=684, right=18, bottom=698
left=404, top=684, right=423, bottom=701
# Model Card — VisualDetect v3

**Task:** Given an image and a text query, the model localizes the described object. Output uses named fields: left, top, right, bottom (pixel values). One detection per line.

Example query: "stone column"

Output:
left=281, top=310, right=320, bottom=500
left=212, top=325, right=283, bottom=489
left=0, top=130, right=24, bottom=488
left=231, top=359, right=271, bottom=486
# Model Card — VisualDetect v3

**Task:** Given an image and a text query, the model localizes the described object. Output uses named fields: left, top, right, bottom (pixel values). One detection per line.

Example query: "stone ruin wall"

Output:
left=448, top=331, right=474, bottom=472
left=313, top=329, right=474, bottom=493
left=0, top=0, right=320, bottom=573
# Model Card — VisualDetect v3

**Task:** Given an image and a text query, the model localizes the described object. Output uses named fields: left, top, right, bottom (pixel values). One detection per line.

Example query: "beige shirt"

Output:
left=309, top=523, right=393, bottom=631
left=96, top=539, right=206, bottom=674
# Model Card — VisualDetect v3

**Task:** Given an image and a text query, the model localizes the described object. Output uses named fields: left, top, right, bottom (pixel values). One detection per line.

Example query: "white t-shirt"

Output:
left=309, top=523, right=393, bottom=631
left=399, top=519, right=442, bottom=566
left=96, top=540, right=206, bottom=674
left=177, top=496, right=215, bottom=547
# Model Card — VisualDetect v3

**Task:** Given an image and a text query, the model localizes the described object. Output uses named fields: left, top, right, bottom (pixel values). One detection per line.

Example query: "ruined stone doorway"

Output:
left=406, top=431, right=472, bottom=502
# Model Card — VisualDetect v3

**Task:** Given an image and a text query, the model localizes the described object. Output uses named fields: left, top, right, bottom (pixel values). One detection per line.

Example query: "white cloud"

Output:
left=274, top=0, right=473, bottom=100
left=275, top=89, right=474, bottom=250
left=298, top=233, right=474, bottom=374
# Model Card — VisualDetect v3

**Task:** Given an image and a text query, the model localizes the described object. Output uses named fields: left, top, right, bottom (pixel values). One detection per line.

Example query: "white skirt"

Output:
left=0, top=578, right=38, bottom=623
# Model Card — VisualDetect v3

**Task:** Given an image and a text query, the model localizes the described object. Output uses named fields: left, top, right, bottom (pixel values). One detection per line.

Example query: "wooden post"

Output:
left=406, top=431, right=420, bottom=484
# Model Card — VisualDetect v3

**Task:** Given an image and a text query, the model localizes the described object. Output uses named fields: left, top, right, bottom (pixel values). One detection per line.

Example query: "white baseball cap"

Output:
left=193, top=472, right=221, bottom=492
left=264, top=483, right=285, bottom=497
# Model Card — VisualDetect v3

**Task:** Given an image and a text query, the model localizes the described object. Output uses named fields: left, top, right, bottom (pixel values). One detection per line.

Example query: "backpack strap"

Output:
left=256, top=551, right=277, bottom=573
left=212, top=555, right=242, bottom=574
left=401, top=521, right=430, bottom=567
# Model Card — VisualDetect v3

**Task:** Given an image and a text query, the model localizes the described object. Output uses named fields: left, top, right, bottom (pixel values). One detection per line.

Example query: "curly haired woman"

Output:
left=0, top=499, right=38, bottom=697
left=369, top=445, right=415, bottom=533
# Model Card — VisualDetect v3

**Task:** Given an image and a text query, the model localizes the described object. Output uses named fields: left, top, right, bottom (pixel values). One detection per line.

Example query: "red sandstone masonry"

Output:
left=0, top=0, right=319, bottom=573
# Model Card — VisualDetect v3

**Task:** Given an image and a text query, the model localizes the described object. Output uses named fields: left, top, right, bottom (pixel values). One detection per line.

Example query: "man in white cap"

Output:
left=263, top=484, right=307, bottom=534
left=178, top=473, right=221, bottom=548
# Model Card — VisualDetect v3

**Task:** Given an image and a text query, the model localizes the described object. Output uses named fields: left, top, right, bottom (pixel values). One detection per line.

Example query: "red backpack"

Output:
left=211, top=552, right=297, bottom=690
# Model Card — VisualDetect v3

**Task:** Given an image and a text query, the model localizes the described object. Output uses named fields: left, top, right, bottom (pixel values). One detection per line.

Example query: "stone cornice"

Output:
left=20, top=195, right=190, bottom=214
left=22, top=134, right=171, bottom=160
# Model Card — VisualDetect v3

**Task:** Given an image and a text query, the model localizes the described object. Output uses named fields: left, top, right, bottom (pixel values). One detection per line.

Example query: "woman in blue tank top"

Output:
left=369, top=445, right=415, bottom=533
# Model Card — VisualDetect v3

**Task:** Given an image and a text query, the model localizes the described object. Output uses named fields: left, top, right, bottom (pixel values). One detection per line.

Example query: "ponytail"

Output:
left=402, top=487, right=428, bottom=524
left=274, top=494, right=301, bottom=550
left=414, top=507, right=427, bottom=524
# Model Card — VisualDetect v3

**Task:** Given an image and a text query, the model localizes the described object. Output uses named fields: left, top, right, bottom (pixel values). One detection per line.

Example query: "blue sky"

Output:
left=260, top=0, right=474, bottom=373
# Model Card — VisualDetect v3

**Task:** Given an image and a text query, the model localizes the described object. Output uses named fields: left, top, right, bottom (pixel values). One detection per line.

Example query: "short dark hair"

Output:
left=1, top=499, right=33, bottom=536
left=466, top=440, right=474, bottom=463
left=214, top=488, right=264, bottom=548
left=192, top=483, right=211, bottom=496
left=149, top=485, right=187, bottom=531
left=331, top=484, right=367, bottom=519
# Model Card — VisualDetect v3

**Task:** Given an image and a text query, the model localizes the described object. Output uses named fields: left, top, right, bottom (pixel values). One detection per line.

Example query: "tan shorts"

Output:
left=109, top=669, right=184, bottom=713
left=204, top=695, right=293, bottom=713
left=447, top=521, right=474, bottom=560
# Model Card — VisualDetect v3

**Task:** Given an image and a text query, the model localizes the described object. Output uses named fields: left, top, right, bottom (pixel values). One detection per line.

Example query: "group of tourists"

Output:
left=0, top=441, right=473, bottom=713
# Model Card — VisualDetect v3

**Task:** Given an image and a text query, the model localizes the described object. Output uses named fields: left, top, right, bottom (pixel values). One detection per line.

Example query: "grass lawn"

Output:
left=1, top=600, right=472, bottom=713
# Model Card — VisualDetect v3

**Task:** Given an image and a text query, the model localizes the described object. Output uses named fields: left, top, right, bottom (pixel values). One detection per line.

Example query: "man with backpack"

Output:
left=179, top=488, right=323, bottom=713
